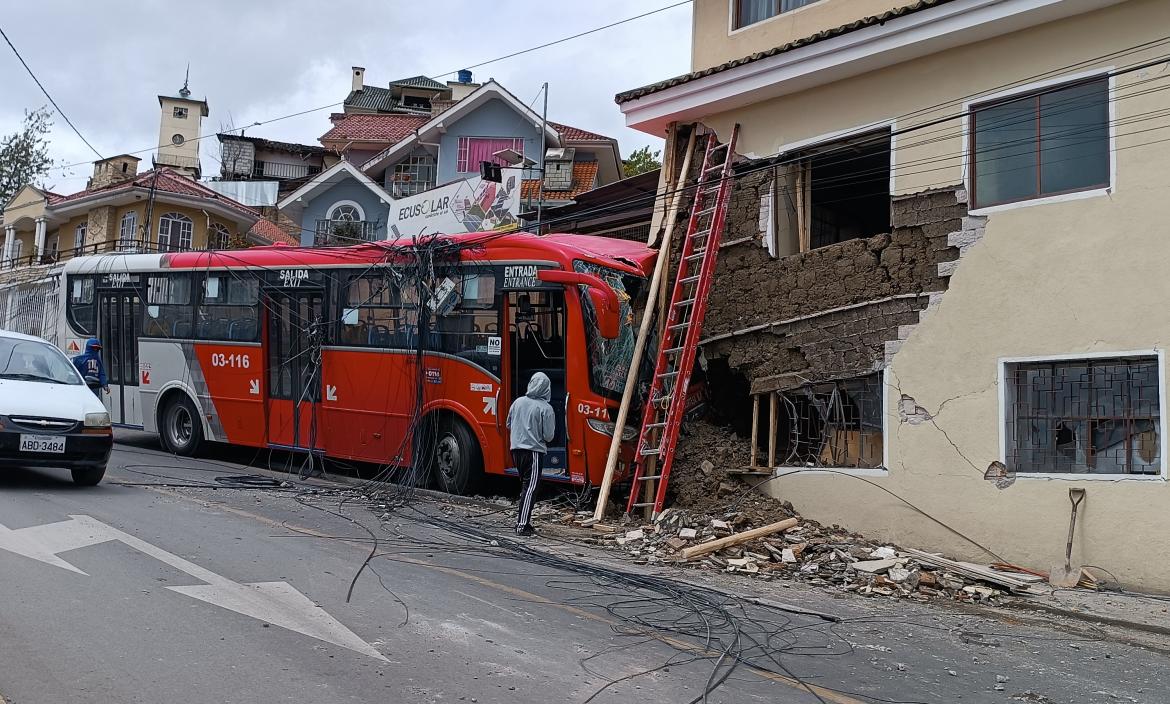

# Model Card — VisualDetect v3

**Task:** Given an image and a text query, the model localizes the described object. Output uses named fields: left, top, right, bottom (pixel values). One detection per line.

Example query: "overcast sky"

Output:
left=0, top=1, right=691, bottom=194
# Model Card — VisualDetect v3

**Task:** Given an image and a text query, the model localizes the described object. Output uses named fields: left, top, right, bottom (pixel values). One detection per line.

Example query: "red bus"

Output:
left=58, top=232, right=652, bottom=492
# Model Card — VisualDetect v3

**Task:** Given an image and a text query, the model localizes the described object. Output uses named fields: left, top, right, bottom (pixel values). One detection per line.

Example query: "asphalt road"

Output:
left=0, top=431, right=1167, bottom=704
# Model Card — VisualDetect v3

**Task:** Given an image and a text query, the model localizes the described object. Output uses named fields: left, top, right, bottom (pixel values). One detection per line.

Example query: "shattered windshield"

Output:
left=574, top=260, right=643, bottom=400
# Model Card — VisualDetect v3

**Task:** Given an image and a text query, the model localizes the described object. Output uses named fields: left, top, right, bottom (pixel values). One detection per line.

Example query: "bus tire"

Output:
left=160, top=395, right=204, bottom=457
left=425, top=415, right=482, bottom=496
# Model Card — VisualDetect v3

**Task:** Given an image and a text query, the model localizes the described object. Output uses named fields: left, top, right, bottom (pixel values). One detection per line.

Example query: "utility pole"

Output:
left=536, top=82, right=548, bottom=234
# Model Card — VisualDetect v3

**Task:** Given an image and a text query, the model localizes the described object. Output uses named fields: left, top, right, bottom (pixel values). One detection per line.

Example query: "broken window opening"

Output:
left=1005, top=357, right=1161, bottom=475
left=763, top=129, right=892, bottom=257
left=749, top=373, right=885, bottom=470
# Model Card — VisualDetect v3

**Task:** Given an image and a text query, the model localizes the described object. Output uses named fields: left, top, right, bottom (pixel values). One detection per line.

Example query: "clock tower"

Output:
left=155, top=72, right=208, bottom=179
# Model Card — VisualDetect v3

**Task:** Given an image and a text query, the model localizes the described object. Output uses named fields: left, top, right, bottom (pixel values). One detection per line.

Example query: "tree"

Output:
left=0, top=107, right=55, bottom=206
left=623, top=145, right=662, bottom=177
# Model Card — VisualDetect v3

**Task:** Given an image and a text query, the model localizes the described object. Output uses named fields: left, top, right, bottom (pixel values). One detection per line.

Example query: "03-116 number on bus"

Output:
left=211, top=353, right=251, bottom=369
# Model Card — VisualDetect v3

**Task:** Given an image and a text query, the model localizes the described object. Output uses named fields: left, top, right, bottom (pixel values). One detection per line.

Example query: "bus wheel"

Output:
left=161, top=396, right=203, bottom=457
left=427, top=416, right=482, bottom=496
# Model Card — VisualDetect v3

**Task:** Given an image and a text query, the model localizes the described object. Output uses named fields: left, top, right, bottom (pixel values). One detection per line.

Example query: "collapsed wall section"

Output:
left=699, top=169, right=968, bottom=391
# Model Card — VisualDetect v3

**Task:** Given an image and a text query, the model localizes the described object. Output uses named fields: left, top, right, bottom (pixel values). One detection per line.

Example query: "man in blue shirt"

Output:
left=72, top=338, right=108, bottom=397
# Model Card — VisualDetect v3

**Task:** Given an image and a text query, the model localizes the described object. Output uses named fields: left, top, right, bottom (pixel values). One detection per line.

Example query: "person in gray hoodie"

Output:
left=506, top=371, right=556, bottom=536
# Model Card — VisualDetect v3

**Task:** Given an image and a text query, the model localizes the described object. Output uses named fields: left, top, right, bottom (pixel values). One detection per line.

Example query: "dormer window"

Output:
left=173, top=106, right=189, bottom=119
left=734, top=0, right=821, bottom=30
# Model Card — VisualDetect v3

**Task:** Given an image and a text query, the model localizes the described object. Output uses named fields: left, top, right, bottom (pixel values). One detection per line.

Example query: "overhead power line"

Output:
left=0, top=23, right=104, bottom=160
left=50, top=0, right=695, bottom=175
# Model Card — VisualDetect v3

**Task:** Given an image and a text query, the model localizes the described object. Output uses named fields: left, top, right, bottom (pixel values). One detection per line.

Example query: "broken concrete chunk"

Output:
left=699, top=460, right=715, bottom=475
left=781, top=548, right=797, bottom=564
left=869, top=546, right=897, bottom=559
left=678, top=527, right=698, bottom=539
left=710, top=519, right=731, bottom=531
left=665, top=537, right=687, bottom=551
left=887, top=566, right=912, bottom=583
left=851, top=558, right=902, bottom=574
left=625, top=529, right=645, bottom=540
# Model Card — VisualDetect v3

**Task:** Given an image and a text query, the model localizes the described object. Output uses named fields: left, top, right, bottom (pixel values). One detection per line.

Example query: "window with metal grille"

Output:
left=1005, top=357, right=1161, bottom=475
left=391, top=155, right=437, bottom=197
left=970, top=77, right=1109, bottom=209
left=734, top=0, right=820, bottom=29
left=157, top=212, right=193, bottom=252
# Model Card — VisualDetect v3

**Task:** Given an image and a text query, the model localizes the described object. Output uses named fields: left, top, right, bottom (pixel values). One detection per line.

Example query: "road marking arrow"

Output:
left=0, top=516, right=387, bottom=661
left=326, top=385, right=337, bottom=402
left=482, top=395, right=497, bottom=416
left=249, top=379, right=260, bottom=395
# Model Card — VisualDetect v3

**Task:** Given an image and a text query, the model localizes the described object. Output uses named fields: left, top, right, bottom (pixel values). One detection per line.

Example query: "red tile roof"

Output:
left=521, top=161, right=600, bottom=201
left=249, top=218, right=299, bottom=246
left=320, top=113, right=429, bottom=143
left=550, top=122, right=613, bottom=142
left=51, top=168, right=257, bottom=218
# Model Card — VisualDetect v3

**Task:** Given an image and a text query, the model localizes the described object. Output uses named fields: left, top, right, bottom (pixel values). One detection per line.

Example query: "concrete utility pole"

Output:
left=536, top=82, right=548, bottom=234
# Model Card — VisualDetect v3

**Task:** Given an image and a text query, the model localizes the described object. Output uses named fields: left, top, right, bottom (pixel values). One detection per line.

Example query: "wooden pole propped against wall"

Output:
left=588, top=127, right=698, bottom=524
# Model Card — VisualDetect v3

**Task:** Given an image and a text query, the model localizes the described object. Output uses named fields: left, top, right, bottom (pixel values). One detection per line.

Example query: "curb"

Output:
left=999, top=598, right=1170, bottom=639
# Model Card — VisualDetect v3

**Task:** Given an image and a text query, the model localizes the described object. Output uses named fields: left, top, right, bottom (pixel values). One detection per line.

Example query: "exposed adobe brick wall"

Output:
left=683, top=162, right=967, bottom=388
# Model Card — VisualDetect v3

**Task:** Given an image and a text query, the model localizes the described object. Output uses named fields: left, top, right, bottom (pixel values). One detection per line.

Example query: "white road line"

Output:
left=0, top=515, right=387, bottom=661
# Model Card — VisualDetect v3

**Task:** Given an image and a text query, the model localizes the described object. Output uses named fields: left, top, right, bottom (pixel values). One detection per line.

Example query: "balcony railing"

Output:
left=252, top=160, right=321, bottom=181
left=0, top=238, right=247, bottom=271
left=314, top=220, right=380, bottom=246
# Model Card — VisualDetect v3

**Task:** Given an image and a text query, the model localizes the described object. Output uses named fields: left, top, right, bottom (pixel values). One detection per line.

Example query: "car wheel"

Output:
left=71, top=465, right=106, bottom=486
left=161, top=396, right=203, bottom=456
left=424, top=416, right=482, bottom=495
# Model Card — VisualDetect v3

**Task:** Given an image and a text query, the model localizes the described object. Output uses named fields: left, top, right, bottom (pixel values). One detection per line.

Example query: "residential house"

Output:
left=523, top=169, right=661, bottom=241
left=617, top=0, right=1170, bottom=590
left=279, top=71, right=623, bottom=246
left=216, top=134, right=331, bottom=196
left=1, top=82, right=295, bottom=276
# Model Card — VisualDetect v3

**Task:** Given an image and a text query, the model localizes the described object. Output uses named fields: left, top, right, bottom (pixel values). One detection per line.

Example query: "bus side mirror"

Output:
left=536, top=270, right=621, bottom=340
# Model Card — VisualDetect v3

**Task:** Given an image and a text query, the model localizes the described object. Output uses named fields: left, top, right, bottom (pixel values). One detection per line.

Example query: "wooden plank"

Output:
left=680, top=518, right=800, bottom=561
left=796, top=162, right=810, bottom=253
left=768, top=392, right=778, bottom=468
left=592, top=129, right=698, bottom=522
left=750, top=394, right=760, bottom=469
left=899, top=548, right=1035, bottom=590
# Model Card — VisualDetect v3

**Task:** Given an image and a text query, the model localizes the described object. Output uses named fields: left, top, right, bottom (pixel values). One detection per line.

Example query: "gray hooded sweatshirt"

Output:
left=507, top=372, right=556, bottom=453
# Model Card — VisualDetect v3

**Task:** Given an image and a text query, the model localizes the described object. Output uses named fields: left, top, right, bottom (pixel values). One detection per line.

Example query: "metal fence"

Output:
left=0, top=275, right=61, bottom=344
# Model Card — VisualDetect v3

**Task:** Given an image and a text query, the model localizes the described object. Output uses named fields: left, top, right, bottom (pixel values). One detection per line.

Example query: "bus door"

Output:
left=263, top=283, right=325, bottom=451
left=97, top=287, right=143, bottom=426
left=506, top=289, right=568, bottom=476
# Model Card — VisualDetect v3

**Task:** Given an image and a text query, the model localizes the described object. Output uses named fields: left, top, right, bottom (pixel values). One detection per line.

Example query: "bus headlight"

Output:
left=84, top=412, right=112, bottom=428
left=586, top=419, right=637, bottom=441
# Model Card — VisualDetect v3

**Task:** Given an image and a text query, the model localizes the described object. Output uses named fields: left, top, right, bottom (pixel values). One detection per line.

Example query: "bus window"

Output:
left=339, top=273, right=419, bottom=348
left=143, top=274, right=194, bottom=339
left=434, top=270, right=500, bottom=375
left=197, top=275, right=259, bottom=341
left=67, top=275, right=97, bottom=336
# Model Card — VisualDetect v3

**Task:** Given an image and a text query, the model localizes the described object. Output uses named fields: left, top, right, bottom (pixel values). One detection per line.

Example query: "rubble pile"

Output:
left=597, top=507, right=1040, bottom=602
left=590, top=422, right=1044, bottom=602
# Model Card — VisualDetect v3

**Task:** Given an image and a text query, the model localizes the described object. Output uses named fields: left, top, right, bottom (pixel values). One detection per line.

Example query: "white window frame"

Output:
left=728, top=0, right=827, bottom=34
left=119, top=210, right=138, bottom=250
left=158, top=212, right=193, bottom=252
left=75, top=221, right=87, bottom=245
left=327, top=200, right=365, bottom=222
left=209, top=223, right=231, bottom=250
left=964, top=68, right=1116, bottom=216
left=998, top=349, right=1167, bottom=481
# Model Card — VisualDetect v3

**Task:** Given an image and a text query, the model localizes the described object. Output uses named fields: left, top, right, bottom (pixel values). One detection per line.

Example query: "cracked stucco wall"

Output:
left=688, top=0, right=1170, bottom=591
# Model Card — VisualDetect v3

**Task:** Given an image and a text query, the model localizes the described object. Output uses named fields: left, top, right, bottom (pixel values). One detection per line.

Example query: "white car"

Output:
left=0, top=329, right=113, bottom=485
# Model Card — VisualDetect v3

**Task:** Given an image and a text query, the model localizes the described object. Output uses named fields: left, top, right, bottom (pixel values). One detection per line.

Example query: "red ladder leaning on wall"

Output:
left=625, top=125, right=739, bottom=518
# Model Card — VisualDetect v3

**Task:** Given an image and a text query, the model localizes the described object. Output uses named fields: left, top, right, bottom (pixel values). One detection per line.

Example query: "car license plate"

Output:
left=20, top=434, right=66, bottom=453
